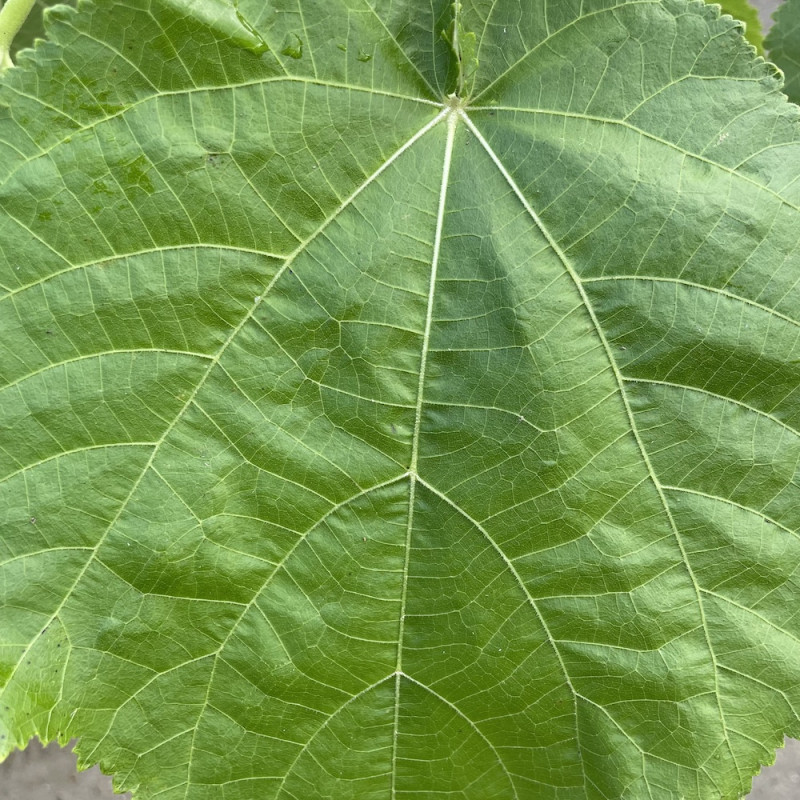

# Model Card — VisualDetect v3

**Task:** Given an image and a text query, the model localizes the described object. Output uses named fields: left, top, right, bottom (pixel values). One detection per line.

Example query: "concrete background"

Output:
left=0, top=0, right=796, bottom=798
left=759, top=0, right=783, bottom=23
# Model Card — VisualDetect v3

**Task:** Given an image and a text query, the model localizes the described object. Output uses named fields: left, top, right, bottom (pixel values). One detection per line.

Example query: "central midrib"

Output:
left=390, top=107, right=459, bottom=799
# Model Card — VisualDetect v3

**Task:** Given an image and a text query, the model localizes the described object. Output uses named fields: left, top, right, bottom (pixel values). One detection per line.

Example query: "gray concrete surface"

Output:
left=759, top=0, right=783, bottom=25
left=750, top=739, right=800, bottom=799
left=0, top=740, right=128, bottom=799
left=1, top=0, right=797, bottom=798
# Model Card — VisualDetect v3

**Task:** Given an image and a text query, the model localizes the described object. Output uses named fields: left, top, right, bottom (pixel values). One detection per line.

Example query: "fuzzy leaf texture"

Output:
left=768, top=0, right=800, bottom=102
left=2, top=1, right=800, bottom=798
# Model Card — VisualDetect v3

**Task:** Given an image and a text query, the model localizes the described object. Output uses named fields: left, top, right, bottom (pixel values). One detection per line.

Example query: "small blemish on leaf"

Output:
left=281, top=33, right=303, bottom=59
left=123, top=155, right=155, bottom=194
left=357, top=49, right=372, bottom=63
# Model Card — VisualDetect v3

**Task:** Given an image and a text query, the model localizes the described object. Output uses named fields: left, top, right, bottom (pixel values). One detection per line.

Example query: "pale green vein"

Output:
left=0, top=442, right=156, bottom=487
left=661, top=484, right=798, bottom=540
left=583, top=274, right=800, bottom=329
left=467, top=105, right=800, bottom=216
left=700, top=588, right=800, bottom=649
left=623, top=377, right=800, bottom=439
left=1, top=243, right=287, bottom=305
left=0, top=348, right=213, bottom=394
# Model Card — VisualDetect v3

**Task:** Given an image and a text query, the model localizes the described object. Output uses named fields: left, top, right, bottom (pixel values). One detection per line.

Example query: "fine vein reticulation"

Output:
left=2, top=2, right=800, bottom=799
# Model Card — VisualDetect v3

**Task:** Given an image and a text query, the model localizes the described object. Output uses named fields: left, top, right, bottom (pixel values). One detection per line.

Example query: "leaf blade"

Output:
left=2, top=1, right=800, bottom=798
left=767, top=0, right=800, bottom=103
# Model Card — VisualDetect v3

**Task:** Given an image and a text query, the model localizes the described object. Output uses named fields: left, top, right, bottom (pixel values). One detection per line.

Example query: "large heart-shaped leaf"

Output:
left=2, top=1, right=800, bottom=798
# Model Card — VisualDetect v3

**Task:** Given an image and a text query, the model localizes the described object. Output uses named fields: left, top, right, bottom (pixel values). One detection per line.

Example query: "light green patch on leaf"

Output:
left=2, top=1, right=800, bottom=798
left=714, top=0, right=765, bottom=52
left=767, top=0, right=800, bottom=103
left=280, top=31, right=303, bottom=60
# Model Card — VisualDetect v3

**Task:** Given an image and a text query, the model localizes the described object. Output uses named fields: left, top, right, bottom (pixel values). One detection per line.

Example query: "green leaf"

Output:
left=715, top=0, right=765, bottom=52
left=6, top=0, right=58, bottom=56
left=1, top=1, right=800, bottom=797
left=767, top=0, right=800, bottom=103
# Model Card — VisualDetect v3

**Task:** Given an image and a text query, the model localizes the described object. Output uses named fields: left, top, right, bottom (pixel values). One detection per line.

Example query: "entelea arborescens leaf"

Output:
left=768, top=0, right=800, bottom=103
left=1, top=0, right=800, bottom=797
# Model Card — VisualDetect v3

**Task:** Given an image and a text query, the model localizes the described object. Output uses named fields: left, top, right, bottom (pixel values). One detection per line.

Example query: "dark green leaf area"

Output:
left=767, top=0, right=800, bottom=103
left=2, top=1, right=800, bottom=799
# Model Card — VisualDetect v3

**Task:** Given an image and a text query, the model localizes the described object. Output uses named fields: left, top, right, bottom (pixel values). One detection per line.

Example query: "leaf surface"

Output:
left=768, top=0, right=800, bottom=102
left=1, top=1, right=800, bottom=798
